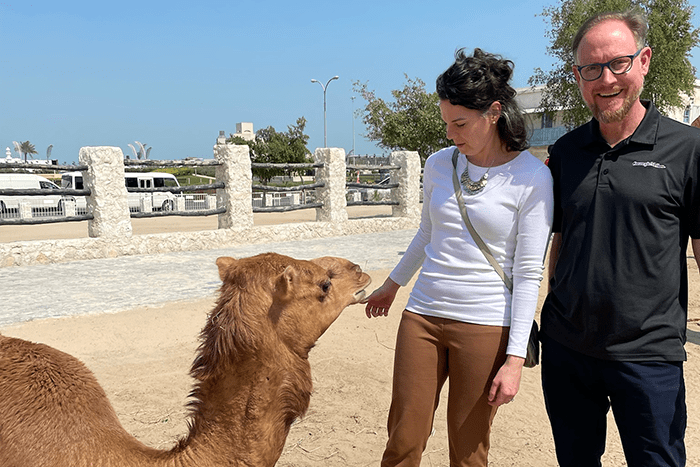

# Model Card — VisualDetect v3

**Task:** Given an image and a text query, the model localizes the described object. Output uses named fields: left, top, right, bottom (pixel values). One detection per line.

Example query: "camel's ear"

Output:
left=274, top=265, right=298, bottom=299
left=216, top=257, right=237, bottom=282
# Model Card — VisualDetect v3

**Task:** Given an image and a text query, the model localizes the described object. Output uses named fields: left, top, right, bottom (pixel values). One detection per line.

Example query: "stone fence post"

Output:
left=215, top=143, right=253, bottom=229
left=314, top=148, right=347, bottom=223
left=18, top=202, right=32, bottom=219
left=390, top=150, right=421, bottom=219
left=79, top=146, right=132, bottom=238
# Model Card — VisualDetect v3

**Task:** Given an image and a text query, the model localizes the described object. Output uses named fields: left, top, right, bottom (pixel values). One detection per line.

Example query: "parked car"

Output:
left=61, top=171, right=180, bottom=212
left=0, top=173, right=63, bottom=214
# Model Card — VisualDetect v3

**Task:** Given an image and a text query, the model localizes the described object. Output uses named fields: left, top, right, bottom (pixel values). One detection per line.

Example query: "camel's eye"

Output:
left=320, top=280, right=332, bottom=296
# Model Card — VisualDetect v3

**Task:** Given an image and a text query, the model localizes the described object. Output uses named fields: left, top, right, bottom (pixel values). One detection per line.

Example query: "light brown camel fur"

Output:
left=0, top=252, right=371, bottom=467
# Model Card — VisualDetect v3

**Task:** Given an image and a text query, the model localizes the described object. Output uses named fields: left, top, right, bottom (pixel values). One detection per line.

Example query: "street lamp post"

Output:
left=310, top=75, right=339, bottom=148
left=351, top=96, right=356, bottom=159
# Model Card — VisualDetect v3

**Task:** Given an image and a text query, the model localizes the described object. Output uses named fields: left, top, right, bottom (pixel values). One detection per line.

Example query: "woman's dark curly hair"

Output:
left=436, top=48, right=529, bottom=152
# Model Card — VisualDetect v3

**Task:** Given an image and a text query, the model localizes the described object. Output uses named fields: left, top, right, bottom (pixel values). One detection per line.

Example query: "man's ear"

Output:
left=639, top=46, right=652, bottom=76
left=572, top=64, right=582, bottom=86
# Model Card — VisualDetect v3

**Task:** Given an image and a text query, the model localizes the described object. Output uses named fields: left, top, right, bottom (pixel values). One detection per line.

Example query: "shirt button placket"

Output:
left=598, top=152, right=613, bottom=187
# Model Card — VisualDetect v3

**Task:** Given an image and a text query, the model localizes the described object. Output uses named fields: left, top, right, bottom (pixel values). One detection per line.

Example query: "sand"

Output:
left=1, top=209, right=699, bottom=465
left=0, top=205, right=394, bottom=243
left=2, top=261, right=699, bottom=466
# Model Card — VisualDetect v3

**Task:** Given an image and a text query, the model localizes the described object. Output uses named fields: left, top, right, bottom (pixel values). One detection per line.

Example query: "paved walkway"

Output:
left=0, top=229, right=417, bottom=327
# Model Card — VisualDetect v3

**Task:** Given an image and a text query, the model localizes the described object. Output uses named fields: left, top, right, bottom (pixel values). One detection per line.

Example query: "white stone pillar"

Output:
left=215, top=144, right=252, bottom=229
left=18, top=201, right=32, bottom=219
left=390, top=151, right=421, bottom=219
left=314, top=148, right=348, bottom=223
left=205, top=195, right=216, bottom=210
left=175, top=196, right=186, bottom=212
left=139, top=196, right=153, bottom=213
left=63, top=199, right=77, bottom=217
left=79, top=146, right=132, bottom=238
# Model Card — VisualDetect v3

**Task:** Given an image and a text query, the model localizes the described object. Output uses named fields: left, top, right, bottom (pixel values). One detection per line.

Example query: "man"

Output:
left=541, top=8, right=700, bottom=467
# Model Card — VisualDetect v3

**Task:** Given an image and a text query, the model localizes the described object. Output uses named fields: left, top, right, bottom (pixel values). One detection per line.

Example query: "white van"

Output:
left=59, top=171, right=88, bottom=214
left=61, top=171, right=180, bottom=212
left=124, top=172, right=180, bottom=212
left=0, top=173, right=63, bottom=214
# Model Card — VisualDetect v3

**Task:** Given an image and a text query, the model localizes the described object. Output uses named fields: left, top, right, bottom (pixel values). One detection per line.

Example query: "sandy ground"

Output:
left=0, top=205, right=394, bottom=243
left=1, top=211, right=699, bottom=465
left=2, top=262, right=699, bottom=466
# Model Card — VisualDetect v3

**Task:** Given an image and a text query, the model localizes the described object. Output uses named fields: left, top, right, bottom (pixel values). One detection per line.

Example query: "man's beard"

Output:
left=586, top=84, right=643, bottom=124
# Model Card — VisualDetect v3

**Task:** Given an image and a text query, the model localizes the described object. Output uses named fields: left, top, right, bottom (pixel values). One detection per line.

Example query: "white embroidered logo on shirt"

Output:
left=632, top=161, right=666, bottom=169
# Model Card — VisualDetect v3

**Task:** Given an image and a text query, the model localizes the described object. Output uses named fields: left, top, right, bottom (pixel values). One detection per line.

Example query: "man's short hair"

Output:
left=572, top=8, right=648, bottom=62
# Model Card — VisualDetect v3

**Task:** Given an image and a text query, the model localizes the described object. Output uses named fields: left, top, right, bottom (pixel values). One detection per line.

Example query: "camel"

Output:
left=0, top=252, right=371, bottom=467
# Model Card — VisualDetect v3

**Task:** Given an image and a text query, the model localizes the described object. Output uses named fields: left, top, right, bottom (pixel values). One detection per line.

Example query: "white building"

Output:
left=515, top=79, right=700, bottom=160
left=216, top=123, right=255, bottom=145
left=665, top=79, right=700, bottom=125
left=232, top=122, right=255, bottom=141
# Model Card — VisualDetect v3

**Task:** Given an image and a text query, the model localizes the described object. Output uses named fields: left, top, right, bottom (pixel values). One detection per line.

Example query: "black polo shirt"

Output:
left=542, top=101, right=700, bottom=361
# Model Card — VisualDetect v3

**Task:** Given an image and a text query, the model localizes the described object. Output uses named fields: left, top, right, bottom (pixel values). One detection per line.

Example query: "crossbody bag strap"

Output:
left=451, top=148, right=513, bottom=293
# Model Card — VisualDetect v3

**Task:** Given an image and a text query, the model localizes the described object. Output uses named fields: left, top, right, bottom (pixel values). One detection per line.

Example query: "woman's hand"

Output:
left=487, top=355, right=525, bottom=407
left=362, top=277, right=400, bottom=318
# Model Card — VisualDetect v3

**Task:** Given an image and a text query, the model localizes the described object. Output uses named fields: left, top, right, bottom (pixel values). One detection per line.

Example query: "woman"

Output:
left=363, top=48, right=553, bottom=466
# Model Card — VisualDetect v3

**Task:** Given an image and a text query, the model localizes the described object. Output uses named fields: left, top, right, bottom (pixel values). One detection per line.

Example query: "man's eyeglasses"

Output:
left=575, top=49, right=643, bottom=81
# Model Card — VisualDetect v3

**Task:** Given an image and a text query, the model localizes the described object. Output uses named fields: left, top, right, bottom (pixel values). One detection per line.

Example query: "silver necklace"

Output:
left=460, top=161, right=492, bottom=195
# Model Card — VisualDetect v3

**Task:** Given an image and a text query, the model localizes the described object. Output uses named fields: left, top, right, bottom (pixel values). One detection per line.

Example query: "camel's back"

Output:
left=0, top=335, right=153, bottom=467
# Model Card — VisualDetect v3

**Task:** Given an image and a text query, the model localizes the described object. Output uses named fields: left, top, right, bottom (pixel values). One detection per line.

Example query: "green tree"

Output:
left=229, top=117, right=312, bottom=183
left=530, top=0, right=699, bottom=128
left=353, top=76, right=450, bottom=164
left=19, top=141, right=37, bottom=162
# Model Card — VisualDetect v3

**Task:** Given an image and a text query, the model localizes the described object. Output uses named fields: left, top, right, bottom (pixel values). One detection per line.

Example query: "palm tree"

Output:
left=19, top=141, right=37, bottom=162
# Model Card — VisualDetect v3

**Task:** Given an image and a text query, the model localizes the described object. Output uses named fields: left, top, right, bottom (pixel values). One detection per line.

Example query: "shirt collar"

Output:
left=629, top=100, right=659, bottom=146
left=583, top=100, right=660, bottom=150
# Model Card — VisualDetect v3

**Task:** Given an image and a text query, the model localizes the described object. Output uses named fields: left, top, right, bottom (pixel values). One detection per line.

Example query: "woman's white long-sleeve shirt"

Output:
left=390, top=146, right=554, bottom=357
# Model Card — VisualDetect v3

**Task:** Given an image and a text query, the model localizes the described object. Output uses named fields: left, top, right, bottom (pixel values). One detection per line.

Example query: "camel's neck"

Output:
left=172, top=357, right=312, bottom=467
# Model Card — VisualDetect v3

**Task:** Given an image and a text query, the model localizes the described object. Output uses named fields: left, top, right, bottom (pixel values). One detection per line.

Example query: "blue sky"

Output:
left=2, top=1, right=699, bottom=164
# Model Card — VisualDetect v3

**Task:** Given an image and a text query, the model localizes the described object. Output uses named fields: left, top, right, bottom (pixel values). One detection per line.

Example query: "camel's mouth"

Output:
left=353, top=288, right=368, bottom=302
left=352, top=276, right=372, bottom=303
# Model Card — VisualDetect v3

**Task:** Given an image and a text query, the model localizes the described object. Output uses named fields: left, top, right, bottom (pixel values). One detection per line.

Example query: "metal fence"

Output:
left=0, top=150, right=415, bottom=225
left=250, top=162, right=323, bottom=213
left=0, top=162, right=92, bottom=225
left=0, top=159, right=226, bottom=223
left=0, top=199, right=65, bottom=219
left=123, top=159, right=225, bottom=219
left=0, top=147, right=423, bottom=267
left=345, top=163, right=400, bottom=206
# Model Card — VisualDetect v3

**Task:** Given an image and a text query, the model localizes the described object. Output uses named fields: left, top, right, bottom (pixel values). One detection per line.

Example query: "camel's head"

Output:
left=191, top=253, right=371, bottom=379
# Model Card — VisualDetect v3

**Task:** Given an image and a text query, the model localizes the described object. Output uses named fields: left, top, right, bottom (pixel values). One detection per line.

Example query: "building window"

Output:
left=541, top=113, right=553, bottom=129
left=684, top=106, right=691, bottom=124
